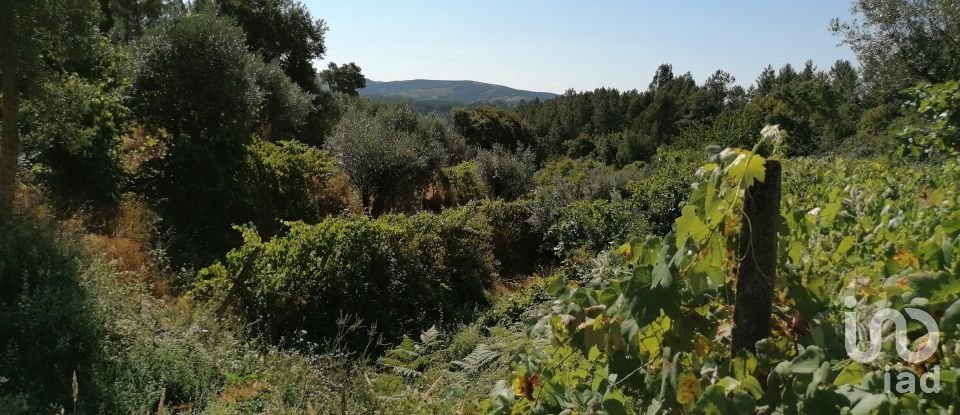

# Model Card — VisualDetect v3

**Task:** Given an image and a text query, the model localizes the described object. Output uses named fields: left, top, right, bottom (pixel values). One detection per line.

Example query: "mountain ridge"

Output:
left=360, top=78, right=557, bottom=104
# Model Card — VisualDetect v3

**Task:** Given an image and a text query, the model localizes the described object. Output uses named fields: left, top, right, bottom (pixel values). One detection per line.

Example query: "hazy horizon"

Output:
left=306, top=0, right=858, bottom=93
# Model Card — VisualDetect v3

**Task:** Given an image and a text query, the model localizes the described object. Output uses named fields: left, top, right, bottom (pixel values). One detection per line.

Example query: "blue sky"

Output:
left=304, top=1, right=857, bottom=93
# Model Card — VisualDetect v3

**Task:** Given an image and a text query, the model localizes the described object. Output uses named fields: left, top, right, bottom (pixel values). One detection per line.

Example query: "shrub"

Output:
left=21, top=72, right=127, bottom=218
left=627, top=147, right=700, bottom=235
left=195, top=209, right=496, bottom=345
left=0, top=218, right=99, bottom=411
left=473, top=199, right=548, bottom=277
left=534, top=157, right=645, bottom=201
left=546, top=199, right=648, bottom=259
left=474, top=145, right=536, bottom=201
left=325, top=103, right=448, bottom=215
left=901, top=80, right=960, bottom=156
left=240, top=139, right=338, bottom=236
left=425, top=161, right=490, bottom=209
left=674, top=104, right=766, bottom=150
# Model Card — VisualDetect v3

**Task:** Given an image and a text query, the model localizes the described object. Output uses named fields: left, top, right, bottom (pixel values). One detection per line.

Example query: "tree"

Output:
left=832, top=0, right=960, bottom=99
left=98, top=0, right=176, bottom=42
left=755, top=65, right=777, bottom=95
left=453, top=106, right=536, bottom=151
left=475, top=145, right=536, bottom=201
left=217, top=0, right=328, bottom=93
left=325, top=103, right=447, bottom=215
left=253, top=59, right=314, bottom=140
left=130, top=12, right=263, bottom=262
left=320, top=62, right=366, bottom=96
left=0, top=0, right=101, bottom=217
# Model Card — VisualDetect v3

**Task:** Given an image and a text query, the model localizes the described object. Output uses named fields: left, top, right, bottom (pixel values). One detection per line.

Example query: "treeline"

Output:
left=507, top=60, right=885, bottom=161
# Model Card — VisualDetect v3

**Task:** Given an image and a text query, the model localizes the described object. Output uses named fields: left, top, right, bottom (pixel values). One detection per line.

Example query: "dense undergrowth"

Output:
left=3, top=1, right=960, bottom=413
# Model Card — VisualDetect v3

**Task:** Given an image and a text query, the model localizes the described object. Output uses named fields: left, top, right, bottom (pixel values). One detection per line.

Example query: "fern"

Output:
left=452, top=343, right=500, bottom=372
left=378, top=326, right=445, bottom=379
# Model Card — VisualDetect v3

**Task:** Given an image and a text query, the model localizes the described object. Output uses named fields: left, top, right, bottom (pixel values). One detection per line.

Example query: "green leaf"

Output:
left=676, top=205, right=709, bottom=247
left=833, top=361, right=865, bottom=386
left=727, top=152, right=766, bottom=187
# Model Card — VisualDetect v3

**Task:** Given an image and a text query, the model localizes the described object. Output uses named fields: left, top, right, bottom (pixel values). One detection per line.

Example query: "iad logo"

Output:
left=843, top=296, right=941, bottom=393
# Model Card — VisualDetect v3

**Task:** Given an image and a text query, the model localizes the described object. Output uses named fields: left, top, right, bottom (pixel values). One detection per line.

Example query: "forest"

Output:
left=1, top=0, right=960, bottom=413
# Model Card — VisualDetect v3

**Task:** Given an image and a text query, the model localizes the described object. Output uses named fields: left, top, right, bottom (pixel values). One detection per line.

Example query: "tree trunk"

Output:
left=731, top=159, right=781, bottom=354
left=0, top=58, right=19, bottom=218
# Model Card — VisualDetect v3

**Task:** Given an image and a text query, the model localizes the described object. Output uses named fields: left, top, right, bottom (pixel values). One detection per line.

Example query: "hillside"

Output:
left=360, top=79, right=557, bottom=104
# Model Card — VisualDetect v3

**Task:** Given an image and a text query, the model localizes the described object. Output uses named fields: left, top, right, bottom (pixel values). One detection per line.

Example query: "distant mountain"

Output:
left=360, top=79, right=557, bottom=104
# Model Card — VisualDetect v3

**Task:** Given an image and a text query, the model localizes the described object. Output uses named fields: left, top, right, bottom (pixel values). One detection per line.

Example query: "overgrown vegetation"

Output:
left=2, top=0, right=960, bottom=413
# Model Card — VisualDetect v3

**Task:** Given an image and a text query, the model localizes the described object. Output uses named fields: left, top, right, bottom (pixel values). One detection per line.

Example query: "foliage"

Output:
left=195, top=208, right=496, bottom=344
left=474, top=199, right=549, bottom=278
left=546, top=199, right=649, bottom=260
left=239, top=139, right=338, bottom=236
left=481, top=135, right=960, bottom=414
left=433, top=161, right=491, bottom=207
left=320, top=62, right=366, bottom=96
left=217, top=0, right=329, bottom=93
left=534, top=157, right=645, bottom=202
left=130, top=12, right=265, bottom=263
left=475, top=145, right=537, bottom=201
left=20, top=72, right=128, bottom=215
left=253, top=59, right=314, bottom=140
left=831, top=0, right=960, bottom=99
left=98, top=0, right=175, bottom=43
left=0, top=0, right=103, bottom=215
left=901, top=80, right=960, bottom=156
left=453, top=106, right=537, bottom=151
left=325, top=102, right=449, bottom=215
left=626, top=148, right=700, bottom=235
left=0, top=217, right=100, bottom=410
left=675, top=104, right=767, bottom=151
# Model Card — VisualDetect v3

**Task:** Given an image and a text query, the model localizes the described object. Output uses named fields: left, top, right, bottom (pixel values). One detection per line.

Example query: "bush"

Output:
left=239, top=139, right=339, bottom=236
left=473, top=199, right=548, bottom=277
left=426, top=161, right=490, bottom=209
left=196, top=209, right=496, bottom=345
left=325, top=103, right=448, bottom=215
left=674, top=104, right=766, bottom=150
left=546, top=199, right=648, bottom=259
left=901, top=80, right=960, bottom=156
left=534, top=157, right=645, bottom=201
left=475, top=145, right=536, bottom=201
left=0, top=218, right=98, bottom=411
left=627, top=147, right=700, bottom=235
left=21, top=72, right=127, bottom=218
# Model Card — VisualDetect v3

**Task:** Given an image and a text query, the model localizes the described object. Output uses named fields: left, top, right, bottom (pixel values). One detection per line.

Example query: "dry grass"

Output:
left=121, top=125, right=167, bottom=174
left=81, top=197, right=171, bottom=297
left=219, top=380, right=268, bottom=404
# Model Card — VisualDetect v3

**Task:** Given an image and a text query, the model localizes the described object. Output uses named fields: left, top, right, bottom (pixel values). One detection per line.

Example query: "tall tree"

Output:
left=98, top=0, right=177, bottom=42
left=832, top=0, right=960, bottom=99
left=217, top=0, right=328, bottom=93
left=0, top=0, right=100, bottom=217
left=131, top=12, right=263, bottom=262
left=320, top=62, right=366, bottom=96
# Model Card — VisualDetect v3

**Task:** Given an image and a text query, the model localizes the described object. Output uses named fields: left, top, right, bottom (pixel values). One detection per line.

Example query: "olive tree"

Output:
left=325, top=103, right=447, bottom=215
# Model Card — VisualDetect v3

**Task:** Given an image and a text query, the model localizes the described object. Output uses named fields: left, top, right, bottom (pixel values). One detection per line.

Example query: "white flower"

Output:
left=807, top=207, right=822, bottom=216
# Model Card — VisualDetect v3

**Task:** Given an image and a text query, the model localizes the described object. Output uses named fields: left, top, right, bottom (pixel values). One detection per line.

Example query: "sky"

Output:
left=304, top=0, right=858, bottom=94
